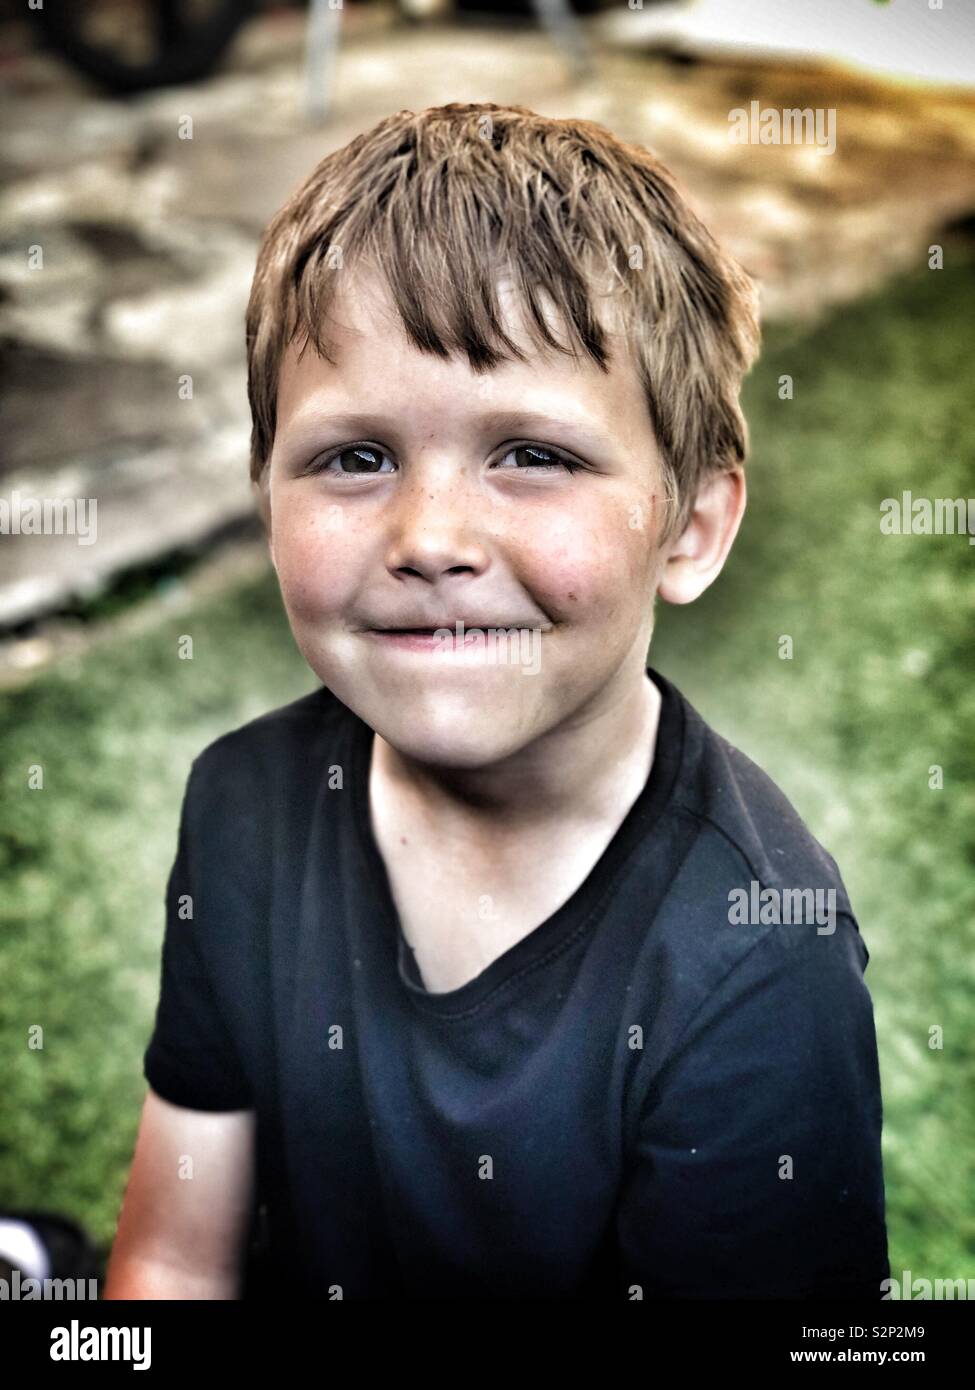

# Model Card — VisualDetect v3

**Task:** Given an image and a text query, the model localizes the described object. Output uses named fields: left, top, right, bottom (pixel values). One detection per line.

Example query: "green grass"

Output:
left=2, top=252, right=973, bottom=1283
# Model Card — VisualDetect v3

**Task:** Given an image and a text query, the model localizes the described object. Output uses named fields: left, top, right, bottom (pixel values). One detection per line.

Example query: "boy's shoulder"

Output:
left=189, top=682, right=350, bottom=785
left=628, top=678, right=873, bottom=1103
left=177, top=684, right=354, bottom=855
left=655, top=674, right=861, bottom=962
left=679, top=692, right=854, bottom=910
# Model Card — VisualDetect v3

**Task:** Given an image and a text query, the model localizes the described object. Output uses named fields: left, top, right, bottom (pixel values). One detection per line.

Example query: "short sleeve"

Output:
left=143, top=761, right=255, bottom=1112
left=616, top=916, right=889, bottom=1298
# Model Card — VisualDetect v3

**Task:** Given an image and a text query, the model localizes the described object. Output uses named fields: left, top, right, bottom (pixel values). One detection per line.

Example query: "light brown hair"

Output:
left=245, top=101, right=760, bottom=543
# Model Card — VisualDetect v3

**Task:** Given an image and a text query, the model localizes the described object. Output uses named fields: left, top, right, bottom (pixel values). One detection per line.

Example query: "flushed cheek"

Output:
left=524, top=505, right=653, bottom=624
left=271, top=512, right=362, bottom=623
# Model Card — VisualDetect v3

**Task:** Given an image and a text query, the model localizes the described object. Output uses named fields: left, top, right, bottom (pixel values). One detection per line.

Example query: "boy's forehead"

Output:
left=274, top=262, right=649, bottom=445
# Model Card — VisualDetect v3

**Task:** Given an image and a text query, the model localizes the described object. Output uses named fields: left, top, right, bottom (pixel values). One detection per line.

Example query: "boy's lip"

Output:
left=366, top=619, right=537, bottom=632
left=364, top=629, right=501, bottom=653
left=363, top=622, right=547, bottom=653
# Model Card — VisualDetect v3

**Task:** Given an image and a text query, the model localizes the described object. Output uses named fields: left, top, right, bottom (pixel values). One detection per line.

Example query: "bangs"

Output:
left=283, top=132, right=649, bottom=377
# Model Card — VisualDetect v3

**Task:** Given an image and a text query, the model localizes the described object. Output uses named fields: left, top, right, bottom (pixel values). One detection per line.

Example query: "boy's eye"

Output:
left=307, top=445, right=395, bottom=477
left=494, top=444, right=582, bottom=474
left=304, top=442, right=581, bottom=477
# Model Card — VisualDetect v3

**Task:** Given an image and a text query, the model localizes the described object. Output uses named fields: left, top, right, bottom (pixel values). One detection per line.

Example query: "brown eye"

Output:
left=310, top=445, right=394, bottom=476
left=496, top=445, right=581, bottom=473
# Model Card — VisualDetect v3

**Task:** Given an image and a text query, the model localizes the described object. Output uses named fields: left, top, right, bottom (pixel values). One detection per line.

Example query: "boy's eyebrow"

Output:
left=279, top=406, right=610, bottom=454
left=474, top=409, right=607, bottom=449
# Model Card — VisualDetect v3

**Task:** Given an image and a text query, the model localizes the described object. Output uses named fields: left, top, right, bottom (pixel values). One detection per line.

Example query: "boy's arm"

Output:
left=615, top=916, right=890, bottom=1299
left=107, top=748, right=262, bottom=1297
left=103, top=1088, right=256, bottom=1299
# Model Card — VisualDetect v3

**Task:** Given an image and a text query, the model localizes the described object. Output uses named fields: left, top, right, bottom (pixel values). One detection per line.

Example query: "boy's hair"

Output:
left=246, top=101, right=760, bottom=543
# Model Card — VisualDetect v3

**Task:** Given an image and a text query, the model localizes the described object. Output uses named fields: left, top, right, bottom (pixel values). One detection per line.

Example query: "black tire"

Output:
left=32, top=0, right=261, bottom=95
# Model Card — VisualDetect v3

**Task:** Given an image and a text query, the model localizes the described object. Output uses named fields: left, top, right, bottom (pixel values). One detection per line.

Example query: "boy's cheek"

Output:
left=271, top=523, right=361, bottom=623
left=527, top=509, right=655, bottom=625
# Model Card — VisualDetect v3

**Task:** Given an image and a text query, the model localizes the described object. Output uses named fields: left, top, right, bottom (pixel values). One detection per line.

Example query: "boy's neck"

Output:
left=368, top=667, right=662, bottom=857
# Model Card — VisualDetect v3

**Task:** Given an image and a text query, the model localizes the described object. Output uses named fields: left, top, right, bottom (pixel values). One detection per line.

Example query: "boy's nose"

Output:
left=382, top=463, right=491, bottom=582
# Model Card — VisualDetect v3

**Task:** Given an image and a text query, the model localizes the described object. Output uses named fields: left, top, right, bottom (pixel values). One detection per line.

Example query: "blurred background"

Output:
left=1, top=0, right=973, bottom=1292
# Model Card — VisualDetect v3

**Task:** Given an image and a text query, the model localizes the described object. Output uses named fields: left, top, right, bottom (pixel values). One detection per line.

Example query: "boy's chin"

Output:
left=369, top=690, right=535, bottom=767
left=374, top=719, right=533, bottom=773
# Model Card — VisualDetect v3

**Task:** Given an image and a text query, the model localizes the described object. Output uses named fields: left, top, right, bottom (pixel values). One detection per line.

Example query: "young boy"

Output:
left=105, top=102, right=889, bottom=1300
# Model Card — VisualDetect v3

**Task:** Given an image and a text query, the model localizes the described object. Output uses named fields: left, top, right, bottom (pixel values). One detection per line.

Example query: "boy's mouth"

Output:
left=367, top=625, right=539, bottom=637
left=366, top=628, right=486, bottom=652
left=363, top=621, right=547, bottom=658
left=368, top=621, right=497, bottom=634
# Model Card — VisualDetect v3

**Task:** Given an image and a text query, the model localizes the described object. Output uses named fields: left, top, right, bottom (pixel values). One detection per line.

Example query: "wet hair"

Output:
left=245, top=101, right=760, bottom=542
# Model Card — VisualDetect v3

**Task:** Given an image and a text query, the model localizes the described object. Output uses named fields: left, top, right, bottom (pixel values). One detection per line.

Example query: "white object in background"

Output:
left=400, top=0, right=453, bottom=16
left=305, top=0, right=344, bottom=124
left=0, top=1219, right=52, bottom=1282
left=599, top=0, right=975, bottom=89
left=534, top=0, right=595, bottom=83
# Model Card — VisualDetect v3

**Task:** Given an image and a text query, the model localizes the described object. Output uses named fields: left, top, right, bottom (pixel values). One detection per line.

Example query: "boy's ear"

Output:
left=655, top=466, right=746, bottom=606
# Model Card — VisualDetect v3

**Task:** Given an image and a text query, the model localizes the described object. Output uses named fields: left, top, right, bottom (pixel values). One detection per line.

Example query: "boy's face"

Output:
left=265, top=265, right=668, bottom=769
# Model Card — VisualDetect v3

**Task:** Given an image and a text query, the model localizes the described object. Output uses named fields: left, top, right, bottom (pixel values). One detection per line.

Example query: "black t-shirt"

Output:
left=143, top=666, right=890, bottom=1299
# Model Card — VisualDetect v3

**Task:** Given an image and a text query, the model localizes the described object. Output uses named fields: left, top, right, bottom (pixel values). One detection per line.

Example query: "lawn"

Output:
left=1, top=250, right=972, bottom=1283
